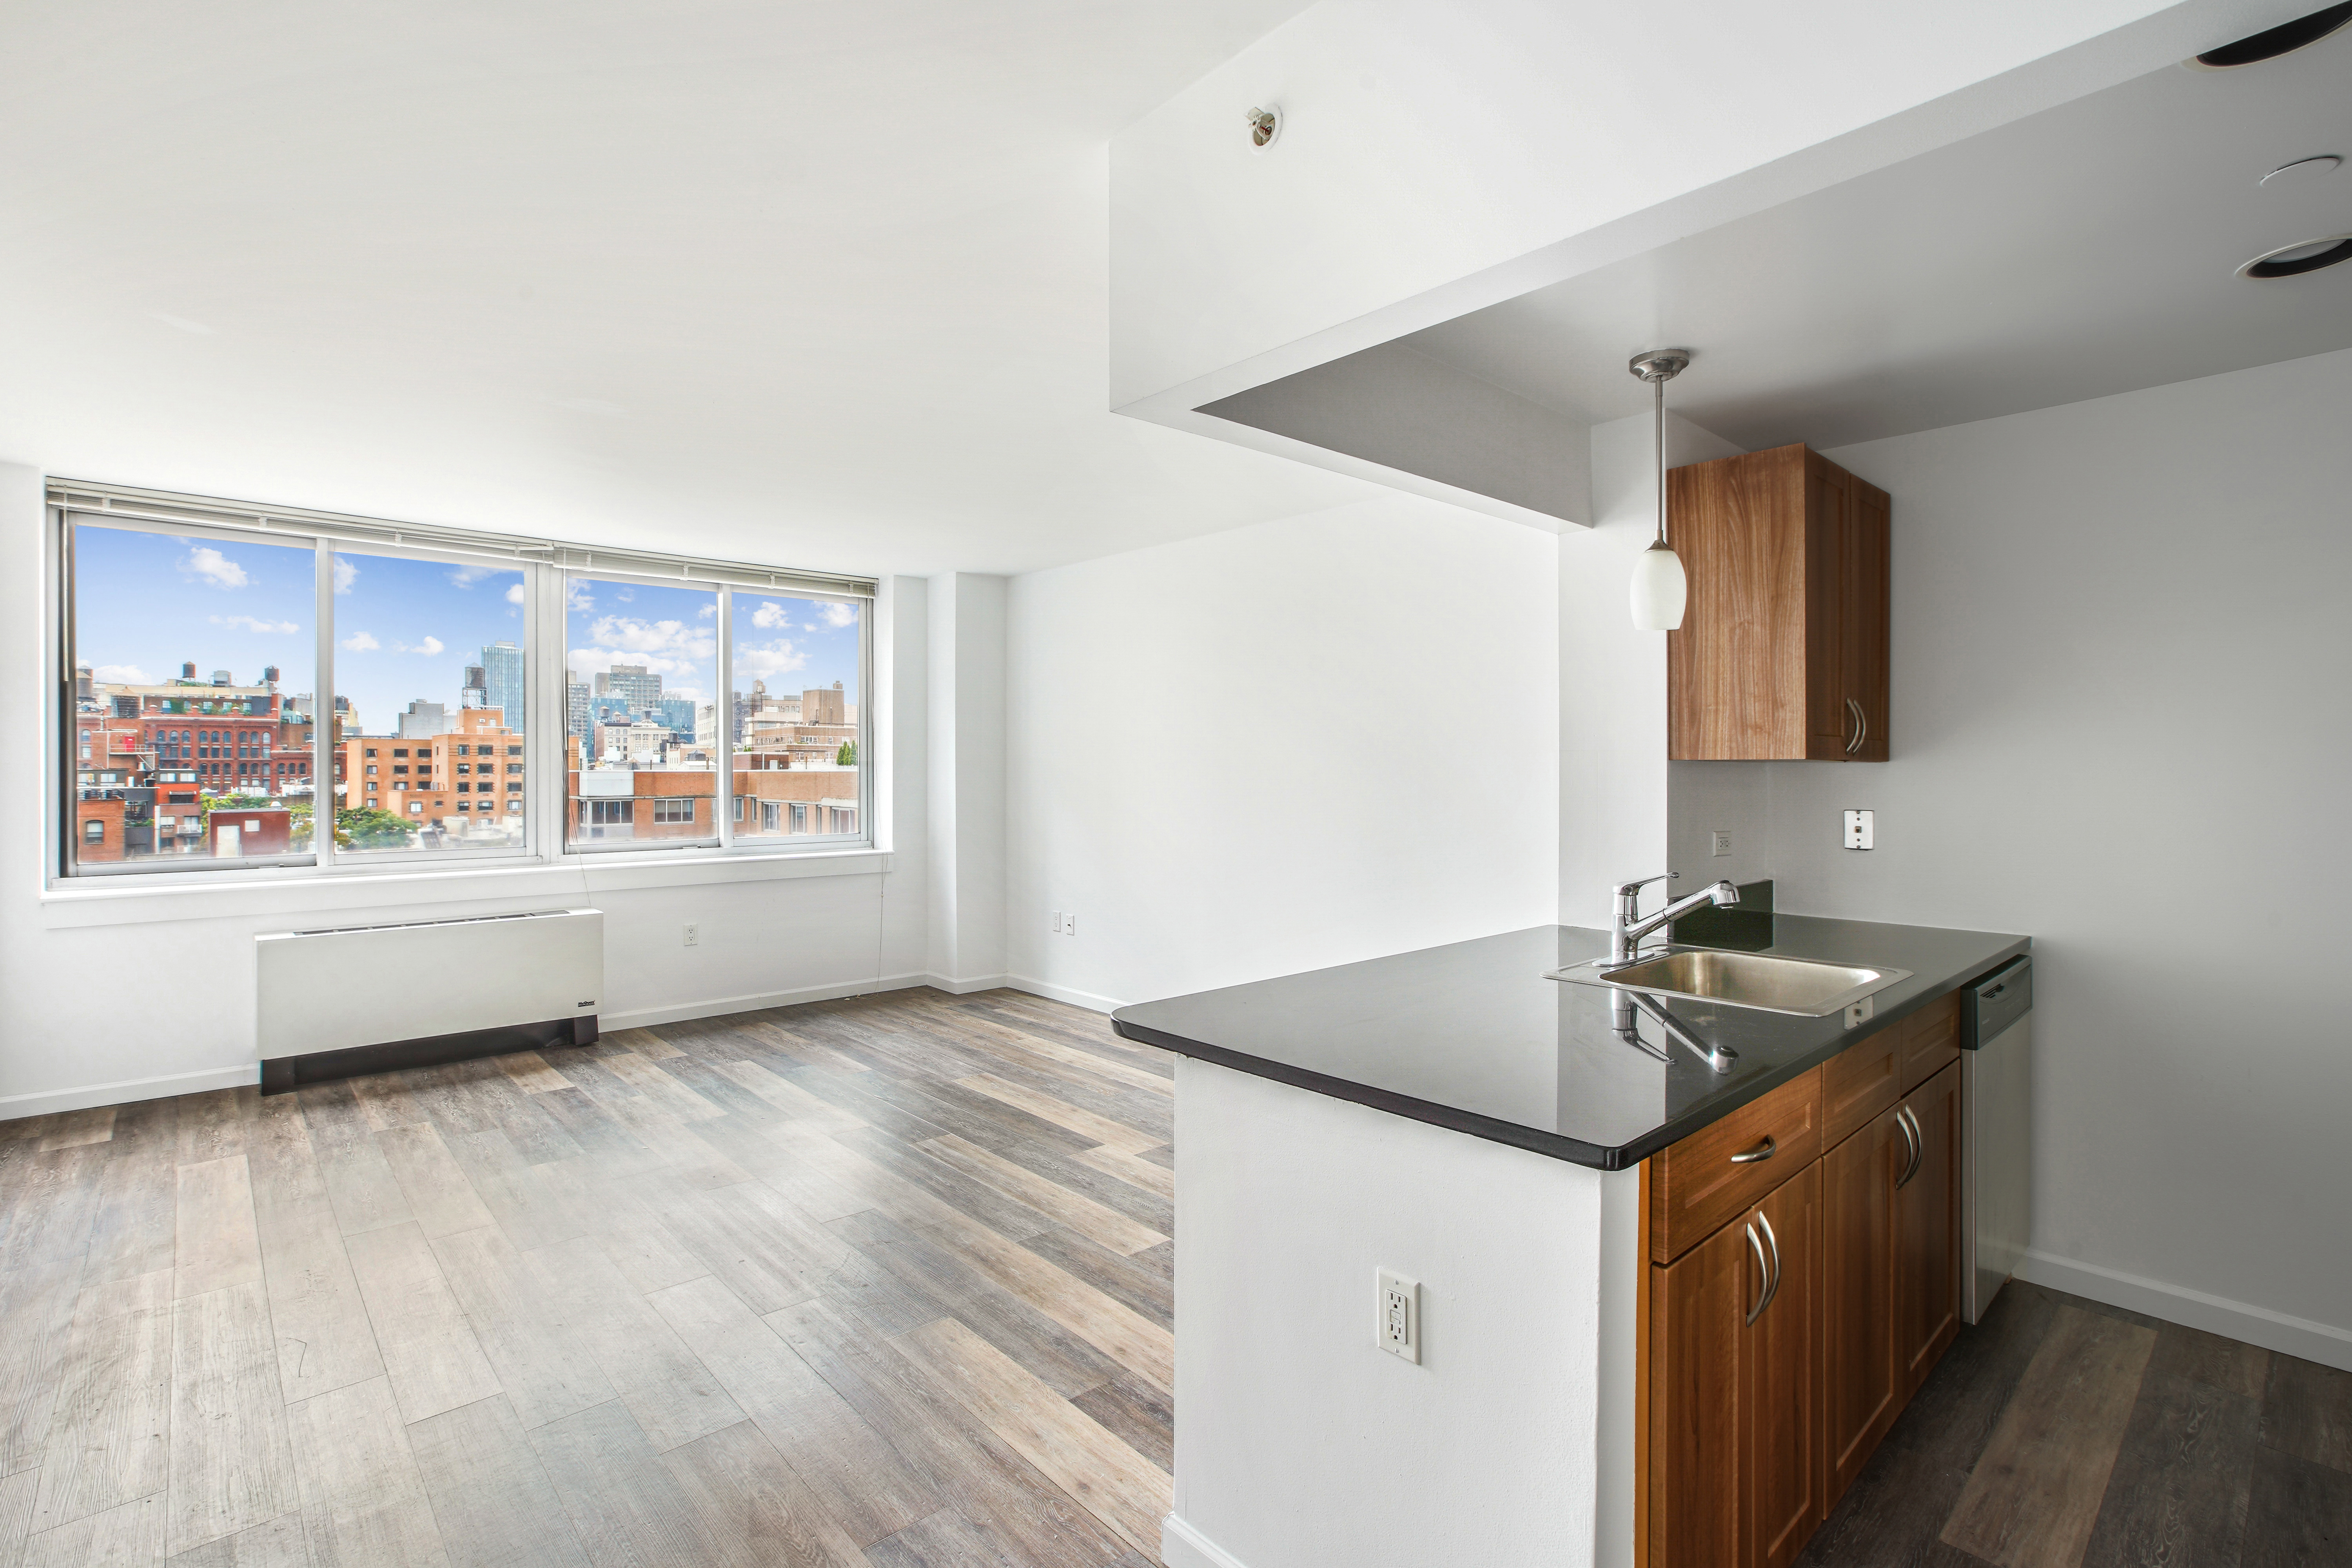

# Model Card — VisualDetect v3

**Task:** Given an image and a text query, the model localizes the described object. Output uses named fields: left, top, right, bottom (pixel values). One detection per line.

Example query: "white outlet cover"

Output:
left=1051, top=909, right=1062, bottom=934
left=1711, top=830, right=1733, bottom=857
left=1376, top=1268, right=1421, bottom=1364
left=1065, top=913, right=1077, bottom=937
left=1843, top=809, right=1875, bottom=850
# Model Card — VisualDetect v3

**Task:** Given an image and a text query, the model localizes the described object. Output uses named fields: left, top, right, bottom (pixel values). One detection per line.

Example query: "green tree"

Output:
left=834, top=740, right=857, bottom=766
left=335, top=806, right=413, bottom=849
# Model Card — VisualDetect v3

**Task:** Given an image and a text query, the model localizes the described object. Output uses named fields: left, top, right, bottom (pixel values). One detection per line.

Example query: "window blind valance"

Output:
left=49, top=479, right=877, bottom=601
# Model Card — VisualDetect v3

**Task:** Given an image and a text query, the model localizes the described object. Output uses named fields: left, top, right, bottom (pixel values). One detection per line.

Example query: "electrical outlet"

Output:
left=1051, top=910, right=1063, bottom=935
left=1064, top=912, right=1077, bottom=938
left=1376, top=1269, right=1420, bottom=1364
left=1843, top=809, right=1874, bottom=850
left=683, top=924, right=699, bottom=947
left=1711, top=830, right=1733, bottom=857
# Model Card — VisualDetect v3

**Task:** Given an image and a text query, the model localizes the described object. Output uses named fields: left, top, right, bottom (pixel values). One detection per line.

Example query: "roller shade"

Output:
left=49, top=479, right=876, bottom=600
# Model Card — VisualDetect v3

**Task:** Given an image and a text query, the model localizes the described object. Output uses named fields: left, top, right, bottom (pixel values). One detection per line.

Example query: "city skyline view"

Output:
left=75, top=524, right=862, bottom=739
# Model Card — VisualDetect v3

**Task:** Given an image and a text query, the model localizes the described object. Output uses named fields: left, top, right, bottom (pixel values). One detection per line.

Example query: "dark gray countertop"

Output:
left=1109, top=916, right=2030, bottom=1170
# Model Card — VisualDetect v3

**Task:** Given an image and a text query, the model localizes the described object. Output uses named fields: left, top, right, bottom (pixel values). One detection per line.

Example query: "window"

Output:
left=63, top=521, right=316, bottom=869
left=57, top=485, right=870, bottom=878
left=565, top=575, right=719, bottom=851
left=729, top=593, right=865, bottom=849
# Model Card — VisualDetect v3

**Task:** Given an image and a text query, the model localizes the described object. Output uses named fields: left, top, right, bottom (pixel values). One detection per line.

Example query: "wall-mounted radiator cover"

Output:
left=256, top=907, right=603, bottom=1092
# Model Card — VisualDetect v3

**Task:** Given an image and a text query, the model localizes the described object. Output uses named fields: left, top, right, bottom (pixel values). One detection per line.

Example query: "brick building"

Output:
left=341, top=707, right=526, bottom=839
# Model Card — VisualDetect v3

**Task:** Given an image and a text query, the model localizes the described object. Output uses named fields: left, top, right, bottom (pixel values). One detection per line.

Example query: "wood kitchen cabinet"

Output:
left=1819, top=1102, right=1901, bottom=1510
left=1666, top=443, right=1889, bottom=761
left=1639, top=1005, right=1964, bottom=1568
left=1895, top=1060, right=1963, bottom=1395
left=1644, top=1164, right=1820, bottom=1568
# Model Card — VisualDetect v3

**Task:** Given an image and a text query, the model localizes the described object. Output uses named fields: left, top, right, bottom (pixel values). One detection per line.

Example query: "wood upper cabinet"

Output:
left=1666, top=443, right=1889, bottom=761
left=1894, top=1060, right=1963, bottom=1395
left=1646, top=1165, right=1820, bottom=1568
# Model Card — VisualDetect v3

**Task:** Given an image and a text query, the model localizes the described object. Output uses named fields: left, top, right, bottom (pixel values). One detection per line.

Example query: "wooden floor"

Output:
left=0, top=987, right=1176, bottom=1567
left=2, top=986, right=2345, bottom=1568
left=1801, top=1278, right=2351, bottom=1568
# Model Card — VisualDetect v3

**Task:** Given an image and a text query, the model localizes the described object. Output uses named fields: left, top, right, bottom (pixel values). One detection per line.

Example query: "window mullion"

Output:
left=718, top=588, right=734, bottom=849
left=316, top=540, right=337, bottom=871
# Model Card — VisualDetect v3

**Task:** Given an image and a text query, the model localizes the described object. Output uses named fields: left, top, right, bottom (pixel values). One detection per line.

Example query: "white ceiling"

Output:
left=0, top=0, right=1366, bottom=577
left=1403, top=28, right=2352, bottom=452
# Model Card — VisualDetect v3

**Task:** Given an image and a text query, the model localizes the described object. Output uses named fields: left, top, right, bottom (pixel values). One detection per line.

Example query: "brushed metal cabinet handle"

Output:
left=1749, top=1210, right=1783, bottom=1325
left=1895, top=1105, right=1924, bottom=1189
left=1858, top=702, right=1869, bottom=754
left=1845, top=697, right=1863, bottom=755
left=1745, top=1220, right=1771, bottom=1326
left=1730, top=1135, right=1776, bottom=1165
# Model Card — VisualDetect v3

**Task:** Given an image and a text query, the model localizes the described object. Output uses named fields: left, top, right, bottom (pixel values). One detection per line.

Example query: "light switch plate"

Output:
left=1376, top=1268, right=1420, bottom=1364
left=1843, top=809, right=1874, bottom=850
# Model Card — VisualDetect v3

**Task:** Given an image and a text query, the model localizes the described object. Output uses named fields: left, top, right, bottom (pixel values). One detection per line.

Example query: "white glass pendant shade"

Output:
left=1630, top=540, right=1687, bottom=631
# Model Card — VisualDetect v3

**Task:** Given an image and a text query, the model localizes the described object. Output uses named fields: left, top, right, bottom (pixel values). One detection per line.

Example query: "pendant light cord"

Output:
left=1654, top=375, right=1667, bottom=546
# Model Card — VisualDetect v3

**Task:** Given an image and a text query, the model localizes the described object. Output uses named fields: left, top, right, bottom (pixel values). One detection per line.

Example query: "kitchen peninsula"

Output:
left=1113, top=915, right=2029, bottom=1568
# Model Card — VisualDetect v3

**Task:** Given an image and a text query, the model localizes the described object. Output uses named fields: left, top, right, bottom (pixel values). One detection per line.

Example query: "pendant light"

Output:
left=1628, top=349, right=1692, bottom=631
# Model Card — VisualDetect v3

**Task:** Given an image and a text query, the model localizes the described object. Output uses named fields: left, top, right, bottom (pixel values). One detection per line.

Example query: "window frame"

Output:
left=49, top=488, right=876, bottom=886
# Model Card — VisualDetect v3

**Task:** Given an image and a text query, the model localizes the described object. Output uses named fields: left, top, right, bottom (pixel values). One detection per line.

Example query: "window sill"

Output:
left=38, top=846, right=894, bottom=929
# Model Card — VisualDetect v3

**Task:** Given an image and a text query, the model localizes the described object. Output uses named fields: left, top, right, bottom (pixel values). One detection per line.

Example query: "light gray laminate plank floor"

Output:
left=2, top=987, right=2341, bottom=1568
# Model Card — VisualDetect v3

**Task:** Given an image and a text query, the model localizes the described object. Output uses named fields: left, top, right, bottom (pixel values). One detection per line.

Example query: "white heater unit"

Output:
left=256, top=907, right=603, bottom=1091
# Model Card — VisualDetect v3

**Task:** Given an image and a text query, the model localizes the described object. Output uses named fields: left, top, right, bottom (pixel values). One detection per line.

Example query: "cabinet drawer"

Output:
left=1648, top=1067, right=1822, bottom=1264
left=1821, top=1023, right=1900, bottom=1149
left=1898, top=993, right=1961, bottom=1095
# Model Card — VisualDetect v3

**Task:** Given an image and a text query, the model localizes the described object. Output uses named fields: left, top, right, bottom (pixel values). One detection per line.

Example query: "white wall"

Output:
left=1560, top=410, right=1743, bottom=927
left=926, top=572, right=1009, bottom=986
left=1004, top=494, right=1558, bottom=1010
left=1670, top=348, right=2352, bottom=1362
left=0, top=461, right=934, bottom=1116
left=1169, top=1056, right=1615, bottom=1568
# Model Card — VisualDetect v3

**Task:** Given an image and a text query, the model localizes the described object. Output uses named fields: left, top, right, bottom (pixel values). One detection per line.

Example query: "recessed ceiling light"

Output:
left=2237, top=234, right=2352, bottom=279
left=2261, top=154, right=2343, bottom=188
left=2190, top=1, right=2352, bottom=68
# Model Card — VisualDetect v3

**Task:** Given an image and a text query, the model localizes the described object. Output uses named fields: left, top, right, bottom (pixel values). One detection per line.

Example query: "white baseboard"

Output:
left=1162, top=1514, right=1251, bottom=1568
left=920, top=971, right=1013, bottom=995
left=603, top=972, right=932, bottom=1030
left=2014, top=1248, right=2352, bottom=1372
left=1005, top=974, right=1127, bottom=1014
left=0, top=1063, right=258, bottom=1121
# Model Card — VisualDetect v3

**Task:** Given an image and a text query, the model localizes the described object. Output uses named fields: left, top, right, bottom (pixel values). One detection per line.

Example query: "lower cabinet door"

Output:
left=1650, top=1168, right=1819, bottom=1568
left=1650, top=1214, right=1744, bottom=1568
left=1744, top=1165, right=1820, bottom=1568
left=1895, top=1060, right=1964, bottom=1395
left=1820, top=1104, right=1901, bottom=1510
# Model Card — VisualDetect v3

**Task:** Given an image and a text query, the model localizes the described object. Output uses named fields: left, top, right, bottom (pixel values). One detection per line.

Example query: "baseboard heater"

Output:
left=256, top=907, right=603, bottom=1094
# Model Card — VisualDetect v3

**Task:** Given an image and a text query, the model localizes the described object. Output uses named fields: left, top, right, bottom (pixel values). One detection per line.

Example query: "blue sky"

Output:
left=73, top=524, right=861, bottom=737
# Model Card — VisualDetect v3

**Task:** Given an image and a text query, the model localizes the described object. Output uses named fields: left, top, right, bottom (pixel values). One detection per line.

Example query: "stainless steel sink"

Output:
left=1550, top=947, right=1912, bottom=1017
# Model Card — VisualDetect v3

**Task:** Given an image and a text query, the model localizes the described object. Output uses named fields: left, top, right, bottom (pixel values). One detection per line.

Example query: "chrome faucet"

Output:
left=1610, top=873, right=1740, bottom=965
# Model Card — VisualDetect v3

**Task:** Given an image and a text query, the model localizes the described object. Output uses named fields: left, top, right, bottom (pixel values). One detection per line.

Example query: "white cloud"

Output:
left=340, top=631, right=380, bottom=652
left=447, top=565, right=501, bottom=588
left=586, top=615, right=714, bottom=659
left=564, top=580, right=594, bottom=612
left=698, top=603, right=717, bottom=619
left=735, top=639, right=808, bottom=681
left=209, top=613, right=300, bottom=634
left=819, top=602, right=857, bottom=629
left=333, top=558, right=358, bottom=595
left=505, top=582, right=526, bottom=605
left=93, top=662, right=150, bottom=683
left=751, top=601, right=789, bottom=630
left=567, top=648, right=705, bottom=681
left=394, top=636, right=446, bottom=657
left=181, top=546, right=249, bottom=589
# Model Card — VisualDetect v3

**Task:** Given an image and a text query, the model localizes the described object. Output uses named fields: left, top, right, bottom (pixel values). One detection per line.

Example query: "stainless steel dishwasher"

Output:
left=1961, top=955, right=2032, bottom=1323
